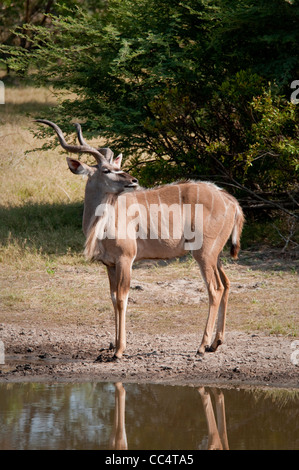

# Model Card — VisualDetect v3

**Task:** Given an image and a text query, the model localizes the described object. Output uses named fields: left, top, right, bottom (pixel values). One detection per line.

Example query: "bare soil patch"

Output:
left=0, top=324, right=298, bottom=388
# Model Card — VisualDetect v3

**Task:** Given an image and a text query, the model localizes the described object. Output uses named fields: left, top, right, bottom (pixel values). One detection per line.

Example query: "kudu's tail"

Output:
left=230, top=204, right=244, bottom=260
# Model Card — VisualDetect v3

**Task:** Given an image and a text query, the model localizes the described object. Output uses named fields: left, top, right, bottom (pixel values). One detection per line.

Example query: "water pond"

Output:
left=0, top=382, right=298, bottom=450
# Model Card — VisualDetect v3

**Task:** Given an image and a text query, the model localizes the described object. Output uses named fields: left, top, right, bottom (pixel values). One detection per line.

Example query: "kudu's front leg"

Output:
left=107, top=265, right=118, bottom=351
left=108, top=259, right=132, bottom=359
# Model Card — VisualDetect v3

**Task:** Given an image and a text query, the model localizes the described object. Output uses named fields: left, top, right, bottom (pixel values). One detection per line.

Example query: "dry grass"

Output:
left=0, top=86, right=84, bottom=207
left=0, top=253, right=298, bottom=338
left=0, top=85, right=298, bottom=339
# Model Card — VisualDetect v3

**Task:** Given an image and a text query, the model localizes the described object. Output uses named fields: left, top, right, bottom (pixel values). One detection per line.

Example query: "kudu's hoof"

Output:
left=206, top=339, right=222, bottom=353
left=196, top=350, right=205, bottom=359
left=205, top=346, right=215, bottom=353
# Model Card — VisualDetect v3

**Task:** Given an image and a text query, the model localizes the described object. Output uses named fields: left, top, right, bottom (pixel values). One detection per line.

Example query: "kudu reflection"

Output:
left=109, top=383, right=229, bottom=450
left=36, top=120, right=244, bottom=359
left=198, top=387, right=229, bottom=450
left=109, top=382, right=128, bottom=450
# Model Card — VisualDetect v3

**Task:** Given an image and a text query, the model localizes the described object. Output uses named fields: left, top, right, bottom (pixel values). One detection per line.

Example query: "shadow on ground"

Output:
left=0, top=202, right=84, bottom=256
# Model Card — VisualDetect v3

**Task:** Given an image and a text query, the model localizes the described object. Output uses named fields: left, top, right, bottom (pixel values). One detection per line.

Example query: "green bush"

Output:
left=1, top=0, right=298, bottom=223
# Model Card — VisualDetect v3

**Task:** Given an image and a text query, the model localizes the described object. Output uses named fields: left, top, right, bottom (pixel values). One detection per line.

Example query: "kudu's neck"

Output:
left=82, top=184, right=118, bottom=237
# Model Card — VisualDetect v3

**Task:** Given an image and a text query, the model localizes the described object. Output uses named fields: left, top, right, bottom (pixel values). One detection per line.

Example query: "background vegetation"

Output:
left=1, top=0, right=298, bottom=236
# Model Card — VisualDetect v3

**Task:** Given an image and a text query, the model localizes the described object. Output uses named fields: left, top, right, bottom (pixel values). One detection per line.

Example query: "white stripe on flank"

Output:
left=207, top=190, right=214, bottom=229
left=144, top=192, right=150, bottom=213
left=219, top=189, right=228, bottom=212
left=209, top=196, right=229, bottom=254
left=158, top=194, right=163, bottom=223
left=178, top=185, right=182, bottom=208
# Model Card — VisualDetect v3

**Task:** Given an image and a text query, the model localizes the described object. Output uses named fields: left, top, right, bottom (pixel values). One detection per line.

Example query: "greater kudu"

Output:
left=36, top=119, right=244, bottom=359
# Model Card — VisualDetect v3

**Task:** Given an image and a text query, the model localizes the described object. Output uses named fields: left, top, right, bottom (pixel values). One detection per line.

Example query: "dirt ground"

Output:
left=0, top=323, right=298, bottom=388
left=0, top=249, right=298, bottom=389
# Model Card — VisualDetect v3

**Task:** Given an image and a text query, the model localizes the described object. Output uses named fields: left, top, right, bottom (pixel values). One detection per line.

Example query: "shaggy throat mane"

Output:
left=84, top=193, right=118, bottom=261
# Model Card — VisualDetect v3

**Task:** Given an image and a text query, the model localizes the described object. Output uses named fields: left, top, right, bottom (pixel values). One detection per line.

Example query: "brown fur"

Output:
left=83, top=180, right=244, bottom=358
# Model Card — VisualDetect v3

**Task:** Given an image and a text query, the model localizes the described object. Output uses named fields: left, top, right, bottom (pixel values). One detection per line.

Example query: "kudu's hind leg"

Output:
left=195, top=257, right=224, bottom=356
left=209, top=260, right=230, bottom=352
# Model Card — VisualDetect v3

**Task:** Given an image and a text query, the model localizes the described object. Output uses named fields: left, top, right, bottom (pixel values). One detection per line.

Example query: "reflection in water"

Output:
left=198, top=387, right=229, bottom=450
left=110, top=383, right=128, bottom=450
left=0, top=382, right=298, bottom=450
left=110, top=384, right=229, bottom=450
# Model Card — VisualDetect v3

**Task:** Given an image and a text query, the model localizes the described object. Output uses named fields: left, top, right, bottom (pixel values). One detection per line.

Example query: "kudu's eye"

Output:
left=102, top=168, right=111, bottom=174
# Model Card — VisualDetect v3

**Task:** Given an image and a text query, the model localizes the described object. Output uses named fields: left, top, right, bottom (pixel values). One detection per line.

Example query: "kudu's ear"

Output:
left=67, top=157, right=94, bottom=176
left=113, top=153, right=123, bottom=169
